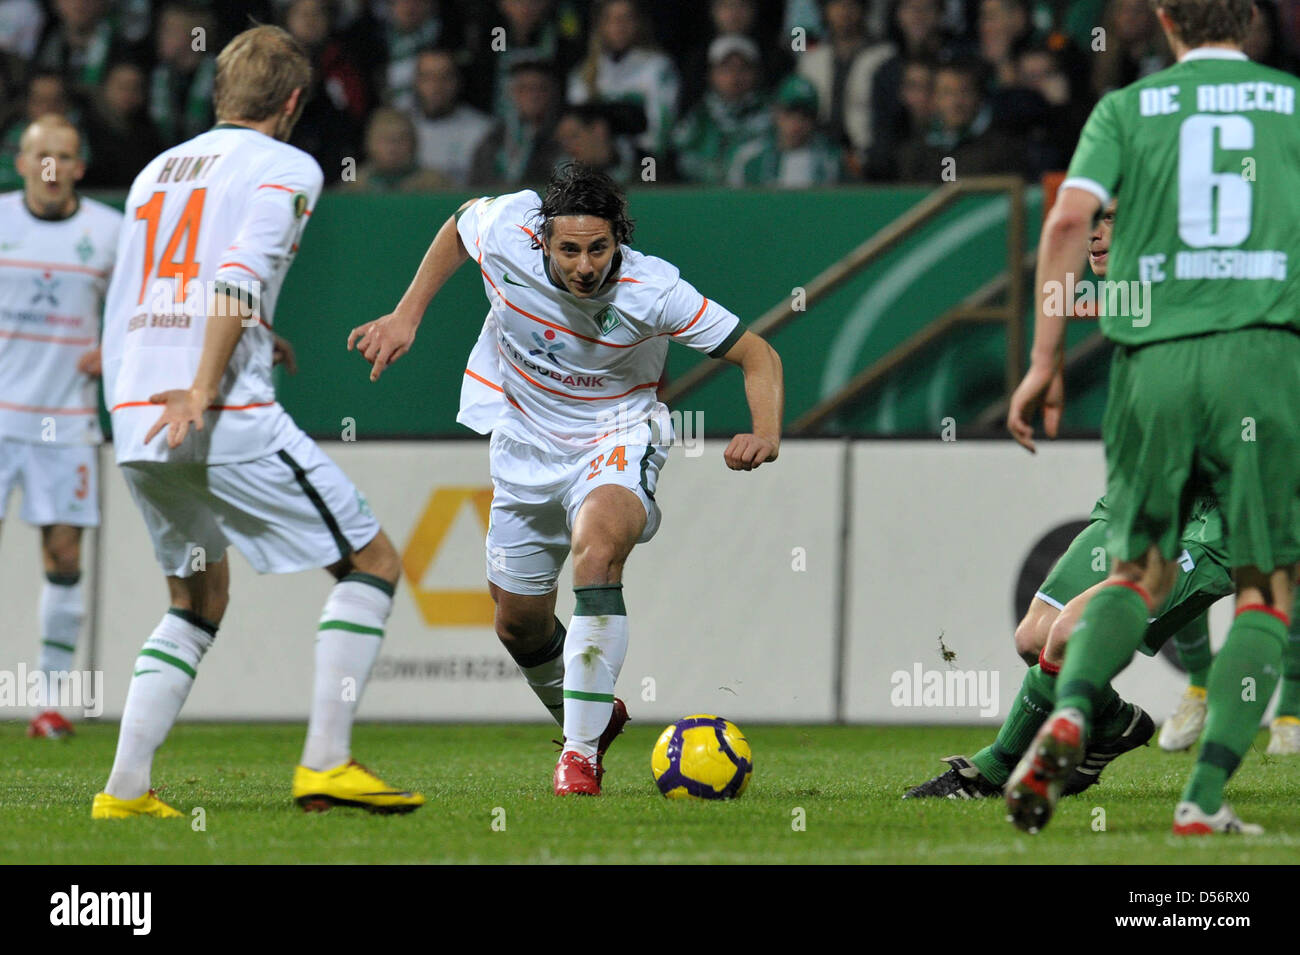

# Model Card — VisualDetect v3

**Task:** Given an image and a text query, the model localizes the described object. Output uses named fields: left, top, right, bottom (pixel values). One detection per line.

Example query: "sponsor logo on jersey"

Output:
left=595, top=304, right=622, bottom=335
left=31, top=275, right=59, bottom=306
left=503, top=337, right=605, bottom=389
left=528, top=329, right=567, bottom=367
left=75, top=234, right=93, bottom=263
left=503, top=271, right=528, bottom=287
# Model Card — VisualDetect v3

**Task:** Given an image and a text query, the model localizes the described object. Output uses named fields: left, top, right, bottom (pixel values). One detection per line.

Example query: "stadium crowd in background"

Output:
left=0, top=0, right=1297, bottom=192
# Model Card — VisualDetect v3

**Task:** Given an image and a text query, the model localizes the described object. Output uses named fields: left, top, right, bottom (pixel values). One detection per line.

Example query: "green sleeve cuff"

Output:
left=707, top=322, right=746, bottom=359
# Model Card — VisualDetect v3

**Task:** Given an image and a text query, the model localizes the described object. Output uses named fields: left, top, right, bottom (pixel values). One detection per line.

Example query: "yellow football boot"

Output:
left=91, top=789, right=183, bottom=819
left=292, top=760, right=425, bottom=814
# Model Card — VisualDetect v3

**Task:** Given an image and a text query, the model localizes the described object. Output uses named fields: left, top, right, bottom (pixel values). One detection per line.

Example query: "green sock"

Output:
left=1092, top=686, right=1135, bottom=740
left=1055, top=583, right=1150, bottom=730
left=1172, top=612, right=1213, bottom=688
left=971, top=665, right=1056, bottom=786
left=1275, top=630, right=1300, bottom=720
left=1182, top=608, right=1286, bottom=814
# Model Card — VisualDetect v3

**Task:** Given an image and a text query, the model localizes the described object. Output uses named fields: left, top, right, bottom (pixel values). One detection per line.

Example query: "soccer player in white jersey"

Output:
left=350, top=164, right=784, bottom=795
left=0, top=115, right=121, bottom=739
left=92, top=26, right=423, bottom=819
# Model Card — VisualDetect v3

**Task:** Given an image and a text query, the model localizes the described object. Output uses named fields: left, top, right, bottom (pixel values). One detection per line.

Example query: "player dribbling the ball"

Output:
left=351, top=164, right=784, bottom=795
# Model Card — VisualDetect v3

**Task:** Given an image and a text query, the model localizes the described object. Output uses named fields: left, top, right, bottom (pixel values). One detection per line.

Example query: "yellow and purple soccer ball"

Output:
left=651, top=715, right=753, bottom=800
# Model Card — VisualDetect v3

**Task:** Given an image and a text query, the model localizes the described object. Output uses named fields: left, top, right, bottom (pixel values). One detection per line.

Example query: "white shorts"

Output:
left=486, top=423, right=668, bottom=596
left=0, top=436, right=99, bottom=527
left=120, top=426, right=380, bottom=577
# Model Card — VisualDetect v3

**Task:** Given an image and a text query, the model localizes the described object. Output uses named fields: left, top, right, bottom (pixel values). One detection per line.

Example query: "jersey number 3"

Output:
left=135, top=188, right=207, bottom=305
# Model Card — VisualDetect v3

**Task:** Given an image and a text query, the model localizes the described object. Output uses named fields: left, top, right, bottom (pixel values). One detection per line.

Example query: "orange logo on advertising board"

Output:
left=401, top=487, right=494, bottom=626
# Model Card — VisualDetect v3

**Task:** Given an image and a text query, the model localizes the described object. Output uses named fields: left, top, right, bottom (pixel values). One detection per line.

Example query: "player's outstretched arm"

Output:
left=348, top=200, right=473, bottom=382
left=718, top=330, right=783, bottom=471
left=145, top=289, right=247, bottom=449
left=1007, top=187, right=1097, bottom=453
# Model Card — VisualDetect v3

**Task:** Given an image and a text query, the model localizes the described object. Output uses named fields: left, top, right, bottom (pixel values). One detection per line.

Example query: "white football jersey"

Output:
left=101, top=124, right=322, bottom=464
left=456, top=190, right=743, bottom=452
left=0, top=192, right=121, bottom=445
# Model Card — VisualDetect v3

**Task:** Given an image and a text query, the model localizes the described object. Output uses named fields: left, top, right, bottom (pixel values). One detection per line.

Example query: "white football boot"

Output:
left=1266, top=716, right=1300, bottom=755
left=1158, top=686, right=1207, bottom=752
left=1173, top=801, right=1262, bottom=835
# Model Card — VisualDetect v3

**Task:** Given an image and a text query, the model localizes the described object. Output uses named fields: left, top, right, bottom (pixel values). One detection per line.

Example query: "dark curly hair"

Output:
left=531, top=162, right=635, bottom=249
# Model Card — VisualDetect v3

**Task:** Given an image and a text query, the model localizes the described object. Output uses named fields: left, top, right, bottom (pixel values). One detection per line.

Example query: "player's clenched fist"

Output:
left=348, top=311, right=419, bottom=382
left=724, top=434, right=779, bottom=471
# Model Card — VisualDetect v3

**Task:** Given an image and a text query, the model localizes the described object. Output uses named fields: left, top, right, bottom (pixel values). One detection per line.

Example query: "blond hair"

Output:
left=214, top=25, right=312, bottom=123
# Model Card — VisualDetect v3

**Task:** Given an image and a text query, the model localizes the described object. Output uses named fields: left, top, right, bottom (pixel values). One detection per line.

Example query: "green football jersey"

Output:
left=1064, top=49, right=1300, bottom=344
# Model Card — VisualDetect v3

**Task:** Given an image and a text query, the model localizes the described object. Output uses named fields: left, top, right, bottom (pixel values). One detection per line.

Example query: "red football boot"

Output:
left=595, top=697, right=630, bottom=781
left=27, top=711, right=74, bottom=739
left=553, top=751, right=601, bottom=796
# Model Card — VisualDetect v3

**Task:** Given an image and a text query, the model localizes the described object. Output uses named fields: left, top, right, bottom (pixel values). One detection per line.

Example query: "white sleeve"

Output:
left=657, top=277, right=745, bottom=358
left=213, top=156, right=323, bottom=311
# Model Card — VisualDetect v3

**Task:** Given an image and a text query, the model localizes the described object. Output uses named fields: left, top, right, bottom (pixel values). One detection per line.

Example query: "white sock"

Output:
left=105, top=610, right=215, bottom=799
left=562, top=585, right=629, bottom=756
left=38, top=575, right=83, bottom=712
left=300, top=575, right=392, bottom=771
left=507, top=619, right=566, bottom=727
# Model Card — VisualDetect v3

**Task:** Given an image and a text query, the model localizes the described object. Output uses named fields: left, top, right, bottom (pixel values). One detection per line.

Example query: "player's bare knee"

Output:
left=1043, top=614, right=1074, bottom=667
left=41, top=526, right=82, bottom=576
left=1013, top=607, right=1053, bottom=664
left=345, top=530, right=401, bottom=584
left=571, top=538, right=627, bottom=586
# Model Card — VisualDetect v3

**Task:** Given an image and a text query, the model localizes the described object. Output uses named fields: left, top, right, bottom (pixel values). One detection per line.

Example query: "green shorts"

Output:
left=1103, top=326, right=1300, bottom=572
left=1036, top=499, right=1233, bottom=656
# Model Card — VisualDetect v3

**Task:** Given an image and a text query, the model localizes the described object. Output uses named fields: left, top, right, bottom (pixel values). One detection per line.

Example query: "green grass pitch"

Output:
left=4, top=722, right=1298, bottom=864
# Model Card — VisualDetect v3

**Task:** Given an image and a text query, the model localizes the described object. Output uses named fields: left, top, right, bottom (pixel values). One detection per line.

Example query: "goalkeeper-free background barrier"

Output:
left=0, top=439, right=1248, bottom=728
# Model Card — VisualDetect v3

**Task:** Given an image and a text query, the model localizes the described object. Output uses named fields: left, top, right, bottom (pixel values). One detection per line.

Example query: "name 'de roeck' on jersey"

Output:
left=0, top=192, right=121, bottom=445
left=1062, top=49, right=1300, bottom=345
left=456, top=190, right=745, bottom=452
left=101, top=124, right=322, bottom=464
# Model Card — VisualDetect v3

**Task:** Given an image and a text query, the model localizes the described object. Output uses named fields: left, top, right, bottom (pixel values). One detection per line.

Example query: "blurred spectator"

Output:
left=285, top=0, right=370, bottom=123
left=896, top=58, right=1024, bottom=181
left=569, top=0, right=679, bottom=158
left=785, top=0, right=826, bottom=41
left=796, top=0, right=894, bottom=158
left=468, top=0, right=585, bottom=120
left=681, top=0, right=793, bottom=112
left=149, top=3, right=216, bottom=147
left=81, top=59, right=161, bottom=188
left=978, top=0, right=1034, bottom=86
left=1008, top=40, right=1089, bottom=176
left=673, top=34, right=773, bottom=183
left=348, top=107, right=450, bottom=190
left=0, top=0, right=45, bottom=58
left=868, top=0, right=962, bottom=178
left=0, top=70, right=83, bottom=190
left=867, top=53, right=934, bottom=177
left=1090, top=0, right=1169, bottom=96
left=470, top=58, right=564, bottom=187
left=728, top=73, right=841, bottom=186
left=33, top=0, right=125, bottom=95
left=381, top=0, right=461, bottom=109
left=409, top=48, right=495, bottom=186
left=554, top=101, right=643, bottom=182
left=1246, top=0, right=1298, bottom=70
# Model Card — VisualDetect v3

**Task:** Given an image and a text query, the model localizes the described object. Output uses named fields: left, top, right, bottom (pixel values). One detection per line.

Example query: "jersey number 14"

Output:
left=135, top=188, right=207, bottom=305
